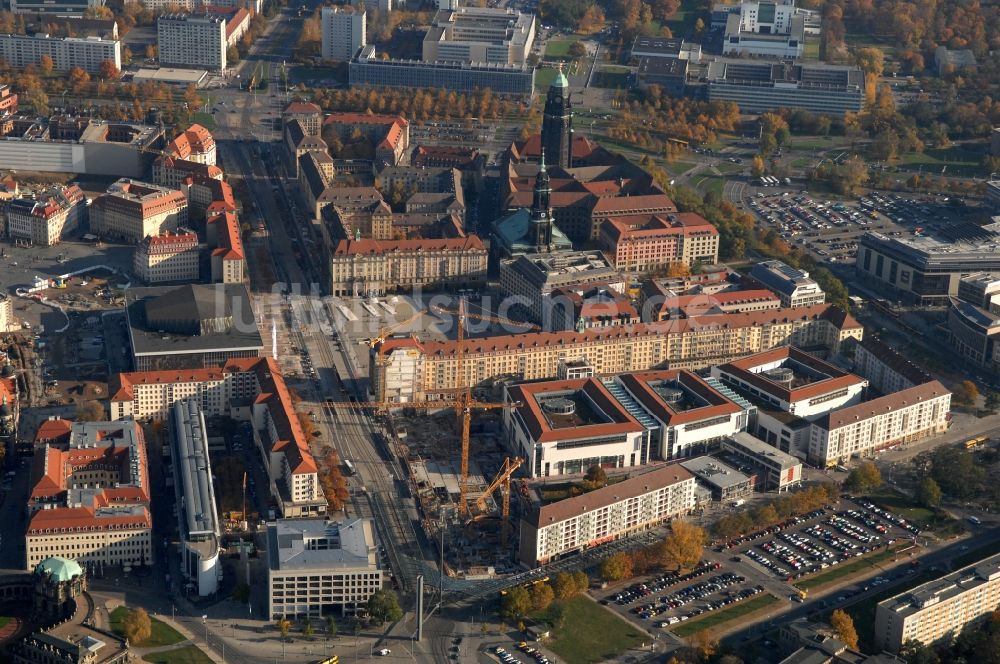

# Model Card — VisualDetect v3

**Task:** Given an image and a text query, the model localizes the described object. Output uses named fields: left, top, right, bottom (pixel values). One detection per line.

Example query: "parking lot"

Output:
left=745, top=189, right=968, bottom=265
left=599, top=496, right=921, bottom=635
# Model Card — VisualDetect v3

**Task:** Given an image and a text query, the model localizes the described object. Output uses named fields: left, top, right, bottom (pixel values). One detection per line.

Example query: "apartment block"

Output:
left=158, top=13, right=227, bottom=71
left=599, top=212, right=720, bottom=272
left=0, top=33, right=120, bottom=74
left=519, top=464, right=696, bottom=566
left=875, top=553, right=1000, bottom=653
left=25, top=420, right=151, bottom=570
left=267, top=518, right=382, bottom=618
left=375, top=304, right=863, bottom=404
left=110, top=357, right=326, bottom=518
left=320, top=5, right=365, bottom=61
left=4, top=184, right=85, bottom=246
left=89, top=179, right=189, bottom=243
left=133, top=229, right=201, bottom=284
left=152, top=155, right=224, bottom=190
left=328, top=236, right=487, bottom=297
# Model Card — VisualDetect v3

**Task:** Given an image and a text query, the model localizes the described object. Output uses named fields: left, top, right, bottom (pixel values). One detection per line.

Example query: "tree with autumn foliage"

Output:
left=661, top=520, right=706, bottom=572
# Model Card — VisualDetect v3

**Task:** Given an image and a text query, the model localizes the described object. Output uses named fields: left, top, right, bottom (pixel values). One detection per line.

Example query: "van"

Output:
left=967, top=516, right=981, bottom=525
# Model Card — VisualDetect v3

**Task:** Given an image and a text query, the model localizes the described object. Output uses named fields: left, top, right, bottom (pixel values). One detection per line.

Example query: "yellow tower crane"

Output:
left=475, top=456, right=524, bottom=547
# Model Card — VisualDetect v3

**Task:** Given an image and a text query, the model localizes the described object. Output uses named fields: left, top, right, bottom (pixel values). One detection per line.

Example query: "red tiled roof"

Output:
left=284, top=101, right=322, bottom=114
left=224, top=7, right=250, bottom=39
left=208, top=210, right=244, bottom=260
left=167, top=124, right=215, bottom=161
left=34, top=418, right=73, bottom=444
left=618, top=369, right=743, bottom=426
left=380, top=304, right=862, bottom=356
left=27, top=506, right=151, bottom=533
left=814, top=380, right=950, bottom=431
left=508, top=377, right=644, bottom=443
left=592, top=194, right=677, bottom=215
left=717, top=347, right=865, bottom=403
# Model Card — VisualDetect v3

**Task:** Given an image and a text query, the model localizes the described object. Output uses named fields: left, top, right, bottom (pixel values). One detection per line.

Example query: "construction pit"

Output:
left=394, top=410, right=525, bottom=577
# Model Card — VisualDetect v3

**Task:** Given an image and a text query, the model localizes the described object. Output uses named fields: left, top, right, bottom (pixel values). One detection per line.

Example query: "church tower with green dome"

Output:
left=541, top=64, right=573, bottom=169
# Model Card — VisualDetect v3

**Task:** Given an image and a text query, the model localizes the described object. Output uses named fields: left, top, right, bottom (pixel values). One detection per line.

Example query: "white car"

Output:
left=377, top=649, right=391, bottom=656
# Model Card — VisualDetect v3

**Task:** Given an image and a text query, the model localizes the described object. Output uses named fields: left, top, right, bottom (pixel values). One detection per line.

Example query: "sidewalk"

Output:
left=101, top=596, right=225, bottom=664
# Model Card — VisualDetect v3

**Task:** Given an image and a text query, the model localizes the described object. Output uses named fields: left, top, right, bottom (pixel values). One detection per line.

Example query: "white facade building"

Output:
left=158, top=13, right=227, bottom=71
left=320, top=5, right=366, bottom=61
left=519, top=464, right=696, bottom=566
left=133, top=230, right=201, bottom=284
left=0, top=33, right=120, bottom=74
left=267, top=518, right=382, bottom=618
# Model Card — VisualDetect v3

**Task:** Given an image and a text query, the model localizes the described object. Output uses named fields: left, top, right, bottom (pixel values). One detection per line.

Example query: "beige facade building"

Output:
left=875, top=553, right=1000, bottom=653
left=374, top=304, right=863, bottom=403
left=5, top=184, right=85, bottom=246
left=133, top=229, right=201, bottom=284
left=0, top=292, right=12, bottom=332
left=328, top=236, right=487, bottom=296
left=25, top=420, right=151, bottom=570
left=89, top=179, right=189, bottom=243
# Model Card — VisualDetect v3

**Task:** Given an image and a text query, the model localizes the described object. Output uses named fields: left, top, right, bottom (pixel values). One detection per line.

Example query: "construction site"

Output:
left=328, top=294, right=534, bottom=578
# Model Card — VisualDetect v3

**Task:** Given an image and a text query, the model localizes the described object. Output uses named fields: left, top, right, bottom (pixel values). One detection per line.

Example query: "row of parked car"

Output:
left=611, top=562, right=722, bottom=605
left=494, top=643, right=549, bottom=664
left=657, top=585, right=767, bottom=628
left=631, top=573, right=747, bottom=619
left=827, top=514, right=881, bottom=544
left=715, top=509, right=829, bottom=551
left=856, top=497, right=921, bottom=535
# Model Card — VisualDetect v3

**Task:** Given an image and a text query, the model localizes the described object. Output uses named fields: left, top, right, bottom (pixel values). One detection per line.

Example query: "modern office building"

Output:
left=166, top=124, right=216, bottom=166
left=712, top=347, right=951, bottom=467
left=157, top=13, right=227, bottom=71
left=720, top=432, right=802, bottom=491
left=133, top=229, right=201, bottom=284
left=89, top=179, right=189, bottom=243
left=856, top=230, right=1000, bottom=306
left=599, top=212, right=720, bottom=272
left=874, top=552, right=1000, bottom=653
left=680, top=456, right=755, bottom=502
left=169, top=400, right=221, bottom=597
left=750, top=260, right=826, bottom=307
left=423, top=7, right=535, bottom=65
left=723, top=0, right=806, bottom=58
left=110, top=357, right=326, bottom=519
left=0, top=32, right=120, bottom=74
left=503, top=369, right=754, bottom=477
left=375, top=304, right=863, bottom=404
left=947, top=299, right=1000, bottom=370
left=519, top=464, right=696, bottom=566
left=498, top=250, right=624, bottom=327
left=123, top=284, right=263, bottom=371
left=631, top=36, right=702, bottom=62
left=266, top=518, right=381, bottom=619
left=321, top=5, right=366, bottom=61
left=327, top=236, right=487, bottom=297
left=25, top=420, right=151, bottom=570
left=349, top=46, right=535, bottom=96
left=704, top=60, right=864, bottom=115
left=4, top=184, right=85, bottom=246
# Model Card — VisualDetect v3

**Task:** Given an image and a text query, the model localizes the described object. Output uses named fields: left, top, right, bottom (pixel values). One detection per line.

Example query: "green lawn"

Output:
left=664, top=160, right=696, bottom=176
left=110, top=607, right=186, bottom=648
left=190, top=113, right=215, bottom=131
left=592, top=66, right=630, bottom=89
left=0, top=616, right=10, bottom=629
left=663, top=0, right=703, bottom=36
left=795, top=547, right=906, bottom=592
left=868, top=489, right=935, bottom=526
left=715, top=161, right=744, bottom=175
left=672, top=594, right=779, bottom=638
left=534, top=596, right=646, bottom=664
left=696, top=176, right=726, bottom=197
left=545, top=40, right=581, bottom=61
left=143, top=646, right=214, bottom=664
left=898, top=147, right=984, bottom=176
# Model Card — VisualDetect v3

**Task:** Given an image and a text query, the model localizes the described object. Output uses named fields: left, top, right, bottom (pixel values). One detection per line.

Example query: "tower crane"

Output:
left=366, top=309, right=425, bottom=411
left=475, top=456, right=524, bottom=547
